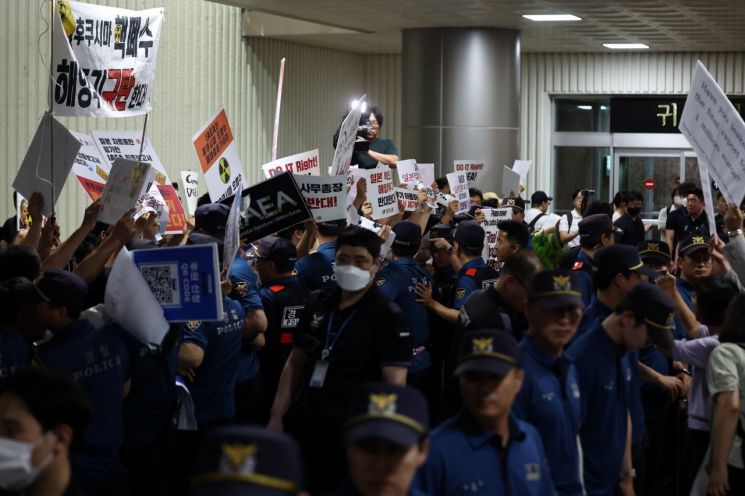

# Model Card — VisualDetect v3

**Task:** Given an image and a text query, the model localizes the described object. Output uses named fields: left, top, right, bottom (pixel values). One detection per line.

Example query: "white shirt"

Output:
left=658, top=204, right=678, bottom=231
left=525, top=207, right=549, bottom=231
left=558, top=209, right=583, bottom=248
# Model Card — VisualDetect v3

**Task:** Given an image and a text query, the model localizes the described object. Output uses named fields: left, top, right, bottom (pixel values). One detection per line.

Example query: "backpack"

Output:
left=528, top=213, right=546, bottom=234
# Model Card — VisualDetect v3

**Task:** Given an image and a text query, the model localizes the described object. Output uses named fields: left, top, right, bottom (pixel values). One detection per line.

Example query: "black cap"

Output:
left=454, top=221, right=485, bottom=252
left=594, top=245, right=658, bottom=278
left=392, top=221, right=422, bottom=250
left=344, top=382, right=429, bottom=449
left=190, top=426, right=303, bottom=496
left=454, top=329, right=520, bottom=377
left=637, top=240, right=671, bottom=266
left=195, top=203, right=230, bottom=235
left=530, top=191, right=552, bottom=204
left=624, top=282, right=676, bottom=350
left=27, top=269, right=88, bottom=315
left=501, top=196, right=525, bottom=211
left=256, top=236, right=297, bottom=264
left=528, top=269, right=585, bottom=310
left=578, top=214, right=613, bottom=243
left=678, top=233, right=710, bottom=257
left=429, top=223, right=453, bottom=243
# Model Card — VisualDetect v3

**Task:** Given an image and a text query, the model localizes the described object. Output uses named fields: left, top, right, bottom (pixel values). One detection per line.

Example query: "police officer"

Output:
left=295, top=220, right=345, bottom=290
left=675, top=233, right=712, bottom=338
left=513, top=270, right=585, bottom=496
left=254, top=236, right=310, bottom=421
left=415, top=329, right=556, bottom=495
left=334, top=382, right=430, bottom=496
left=374, top=221, right=432, bottom=395
left=0, top=278, right=32, bottom=393
left=614, top=191, right=646, bottom=246
left=571, top=213, right=615, bottom=306
left=566, top=283, right=675, bottom=496
left=638, top=240, right=673, bottom=274
left=501, top=196, right=526, bottom=223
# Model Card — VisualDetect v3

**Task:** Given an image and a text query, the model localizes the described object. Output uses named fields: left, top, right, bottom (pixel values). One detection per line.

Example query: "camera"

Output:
left=333, top=115, right=373, bottom=152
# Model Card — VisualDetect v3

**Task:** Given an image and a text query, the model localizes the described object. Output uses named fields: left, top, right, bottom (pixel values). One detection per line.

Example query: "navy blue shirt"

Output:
left=575, top=298, right=611, bottom=339
left=566, top=325, right=631, bottom=496
left=0, top=331, right=31, bottom=392
left=181, top=297, right=245, bottom=424
left=415, top=409, right=556, bottom=496
left=229, top=257, right=263, bottom=382
left=613, top=213, right=645, bottom=246
left=295, top=241, right=337, bottom=290
left=514, top=337, right=582, bottom=496
left=571, top=251, right=594, bottom=308
left=375, top=258, right=432, bottom=373
left=674, top=277, right=695, bottom=340
left=453, top=258, right=486, bottom=310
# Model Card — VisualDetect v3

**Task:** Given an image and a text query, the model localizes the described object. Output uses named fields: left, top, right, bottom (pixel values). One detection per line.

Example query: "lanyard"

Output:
left=321, top=308, right=358, bottom=361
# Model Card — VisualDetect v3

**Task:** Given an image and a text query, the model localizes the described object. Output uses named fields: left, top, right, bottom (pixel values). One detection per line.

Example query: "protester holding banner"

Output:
left=350, top=107, right=400, bottom=169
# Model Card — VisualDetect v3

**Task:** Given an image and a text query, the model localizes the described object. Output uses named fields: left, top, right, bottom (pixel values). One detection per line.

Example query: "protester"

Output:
left=614, top=191, right=646, bottom=246
left=526, top=191, right=553, bottom=234
left=558, top=189, right=585, bottom=248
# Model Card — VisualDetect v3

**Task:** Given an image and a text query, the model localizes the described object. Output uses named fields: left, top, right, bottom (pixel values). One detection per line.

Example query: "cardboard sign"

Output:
left=223, top=193, right=242, bottom=275
left=331, top=95, right=366, bottom=176
left=418, top=163, right=436, bottom=188
left=454, top=160, right=485, bottom=187
left=501, top=166, right=521, bottom=198
left=70, top=131, right=109, bottom=200
left=363, top=165, right=399, bottom=219
left=396, top=159, right=421, bottom=185
left=13, top=113, right=81, bottom=218
left=481, top=208, right=513, bottom=261
left=446, top=171, right=470, bottom=214
left=180, top=171, right=199, bottom=217
left=512, top=160, right=532, bottom=185
left=395, top=188, right=419, bottom=211
left=98, top=158, right=155, bottom=225
left=137, top=183, right=169, bottom=234
left=294, top=175, right=347, bottom=222
left=51, top=1, right=164, bottom=117
left=15, top=193, right=29, bottom=231
left=698, top=164, right=719, bottom=237
left=679, top=61, right=745, bottom=205
left=240, top=172, right=312, bottom=243
left=131, top=244, right=224, bottom=321
left=261, top=149, right=320, bottom=178
left=192, top=108, right=247, bottom=203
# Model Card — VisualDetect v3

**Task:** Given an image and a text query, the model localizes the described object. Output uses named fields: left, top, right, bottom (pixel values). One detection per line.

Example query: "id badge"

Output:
left=309, top=361, right=329, bottom=389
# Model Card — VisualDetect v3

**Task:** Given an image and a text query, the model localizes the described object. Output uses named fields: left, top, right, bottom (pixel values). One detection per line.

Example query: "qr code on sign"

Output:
left=140, top=263, right=180, bottom=307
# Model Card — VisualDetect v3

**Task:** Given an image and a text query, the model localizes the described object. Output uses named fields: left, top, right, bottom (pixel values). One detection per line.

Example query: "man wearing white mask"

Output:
left=268, top=225, right=412, bottom=494
left=0, top=367, right=91, bottom=496
left=663, top=182, right=697, bottom=255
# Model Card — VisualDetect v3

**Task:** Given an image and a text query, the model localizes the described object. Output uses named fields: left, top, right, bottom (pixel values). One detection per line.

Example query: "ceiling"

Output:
left=213, top=0, right=745, bottom=53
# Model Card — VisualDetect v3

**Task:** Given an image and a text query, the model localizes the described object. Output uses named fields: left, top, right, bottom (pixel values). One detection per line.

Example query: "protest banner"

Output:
left=454, top=160, right=485, bottom=187
left=137, top=183, right=169, bottom=234
left=331, top=95, right=366, bottom=176
left=512, top=160, right=532, bottom=185
left=180, top=171, right=199, bottom=217
left=698, top=164, right=719, bottom=237
left=261, top=149, right=320, bottom=178
left=294, top=175, right=347, bottom=222
left=436, top=191, right=456, bottom=207
left=363, top=165, right=399, bottom=219
left=70, top=131, right=109, bottom=200
left=91, top=129, right=187, bottom=233
left=240, top=173, right=312, bottom=243
left=192, top=108, right=246, bottom=203
left=481, top=208, right=513, bottom=261
left=446, top=171, right=470, bottom=214
left=501, top=166, right=521, bottom=198
left=105, top=247, right=170, bottom=347
left=223, top=193, right=242, bottom=276
left=51, top=1, right=164, bottom=117
left=15, top=193, right=29, bottom=232
left=396, top=188, right=419, bottom=211
left=679, top=61, right=745, bottom=205
left=13, top=113, right=81, bottom=218
left=418, top=163, right=435, bottom=188
left=396, top=159, right=421, bottom=185
left=97, top=158, right=155, bottom=225
left=131, top=244, right=224, bottom=321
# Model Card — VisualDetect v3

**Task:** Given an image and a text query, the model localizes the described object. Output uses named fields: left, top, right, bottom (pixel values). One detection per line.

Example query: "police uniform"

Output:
left=295, top=241, right=337, bottom=290
left=674, top=234, right=709, bottom=339
left=613, top=212, right=645, bottom=246
left=0, top=330, right=30, bottom=393
left=452, top=222, right=493, bottom=310
left=571, top=250, right=594, bottom=308
left=575, top=298, right=611, bottom=339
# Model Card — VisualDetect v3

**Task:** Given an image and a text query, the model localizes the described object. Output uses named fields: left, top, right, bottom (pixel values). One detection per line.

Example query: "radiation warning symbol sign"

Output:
left=219, top=157, right=231, bottom=184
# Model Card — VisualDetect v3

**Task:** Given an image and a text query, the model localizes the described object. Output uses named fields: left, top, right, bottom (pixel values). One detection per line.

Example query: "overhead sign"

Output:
left=51, top=1, right=164, bottom=117
left=679, top=61, right=745, bottom=205
left=331, top=95, right=366, bottom=176
left=97, top=158, right=155, bottom=225
left=294, top=175, right=347, bottom=222
left=446, top=171, right=470, bottom=214
left=240, top=172, right=312, bottom=243
left=70, top=131, right=109, bottom=201
left=261, top=149, right=320, bottom=178
left=363, top=165, right=399, bottom=219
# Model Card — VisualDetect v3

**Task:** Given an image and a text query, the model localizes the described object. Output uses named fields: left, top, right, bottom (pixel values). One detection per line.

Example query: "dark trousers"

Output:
left=235, top=374, right=264, bottom=425
left=687, top=428, right=710, bottom=495
left=727, top=464, right=745, bottom=494
left=123, top=424, right=175, bottom=496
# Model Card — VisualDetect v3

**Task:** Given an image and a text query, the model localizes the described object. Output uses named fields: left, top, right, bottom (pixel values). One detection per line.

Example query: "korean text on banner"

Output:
left=261, top=149, right=320, bottom=178
left=138, top=183, right=169, bottom=234
left=418, top=163, right=435, bottom=188
left=446, top=171, right=470, bottom=214
left=481, top=208, right=513, bottom=261
left=501, top=166, right=521, bottom=198
left=294, top=175, right=347, bottom=222
left=395, top=188, right=419, bottom=212
left=454, top=160, right=485, bottom=187
left=180, top=171, right=199, bottom=217
left=13, top=113, right=80, bottom=218
left=91, top=129, right=187, bottom=234
left=51, top=1, right=164, bottom=117
left=396, top=160, right=421, bottom=185
left=97, top=158, right=155, bottom=225
left=131, top=244, right=224, bottom=322
left=240, top=173, right=312, bottom=243
left=363, top=165, right=399, bottom=219
left=331, top=95, right=366, bottom=176
left=192, top=109, right=246, bottom=203
left=70, top=131, right=109, bottom=201
left=512, top=160, right=532, bottom=185
left=679, top=61, right=745, bottom=205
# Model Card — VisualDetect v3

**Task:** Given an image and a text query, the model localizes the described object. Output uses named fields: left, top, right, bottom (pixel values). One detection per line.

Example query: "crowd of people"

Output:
left=2, top=170, right=745, bottom=496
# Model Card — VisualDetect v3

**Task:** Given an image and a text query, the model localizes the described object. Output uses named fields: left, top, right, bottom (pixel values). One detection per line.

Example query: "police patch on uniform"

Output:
left=368, top=393, right=397, bottom=415
left=186, top=321, right=201, bottom=331
left=572, top=261, right=584, bottom=270
left=525, top=463, right=541, bottom=481
left=281, top=306, right=303, bottom=328
left=219, top=443, right=257, bottom=474
left=472, top=337, right=493, bottom=353
left=232, top=282, right=248, bottom=297
left=455, top=288, right=466, bottom=299
left=310, top=312, right=325, bottom=330
left=552, top=274, right=571, bottom=291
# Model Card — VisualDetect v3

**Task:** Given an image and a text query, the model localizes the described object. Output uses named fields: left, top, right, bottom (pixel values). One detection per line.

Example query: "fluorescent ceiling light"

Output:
left=600, top=105, right=608, bottom=110
left=523, top=14, right=581, bottom=21
left=603, top=43, right=649, bottom=49
left=577, top=105, right=593, bottom=110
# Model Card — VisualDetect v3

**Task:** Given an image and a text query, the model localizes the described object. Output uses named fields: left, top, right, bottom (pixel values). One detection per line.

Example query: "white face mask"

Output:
left=0, top=435, right=53, bottom=491
left=674, top=196, right=688, bottom=207
left=333, top=264, right=372, bottom=292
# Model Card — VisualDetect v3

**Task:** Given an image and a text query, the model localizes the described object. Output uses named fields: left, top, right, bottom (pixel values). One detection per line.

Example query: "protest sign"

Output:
left=98, top=158, right=155, bottom=225
left=15, top=193, right=29, bottom=232
left=137, top=183, right=169, bottom=234
left=223, top=193, right=242, bottom=275
left=358, top=217, right=396, bottom=258
left=180, top=171, right=199, bottom=217
left=501, top=166, right=521, bottom=198
left=51, top=1, right=164, bottom=117
left=240, top=173, right=312, bottom=243
left=192, top=108, right=246, bottom=203
left=481, top=208, right=513, bottom=261
left=679, top=61, right=745, bottom=205
left=70, top=131, right=109, bottom=200
left=294, top=175, right=347, bottom=222
left=698, top=164, right=719, bottom=237
left=331, top=95, right=366, bottom=176
left=396, top=159, right=421, bottom=185
left=261, top=149, right=320, bottom=178
left=436, top=191, right=456, bottom=207
left=346, top=204, right=360, bottom=227
left=363, top=165, right=399, bottom=219
left=395, top=188, right=419, bottom=211
left=418, top=163, right=435, bottom=188
left=454, top=160, right=485, bottom=187
left=13, top=113, right=81, bottom=218
left=446, top=171, right=470, bottom=214
left=131, top=244, right=224, bottom=321
left=105, top=247, right=170, bottom=348
left=512, top=160, right=532, bottom=185
left=346, top=166, right=364, bottom=208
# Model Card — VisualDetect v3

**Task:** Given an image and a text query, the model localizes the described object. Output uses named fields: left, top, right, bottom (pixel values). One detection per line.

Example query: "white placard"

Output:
left=679, top=61, right=745, bottom=205
left=512, top=160, right=532, bottom=185
left=294, top=175, right=347, bottom=222
left=698, top=164, right=719, bottom=237
left=331, top=95, right=366, bottom=176
left=454, top=160, right=485, bottom=187
left=446, top=171, right=470, bottom=214
left=223, top=192, right=242, bottom=275
left=137, top=183, right=169, bottom=234
left=395, top=188, right=419, bottom=211
left=396, top=159, right=421, bottom=185
left=98, top=158, right=155, bottom=225
left=418, top=163, right=436, bottom=188
left=363, top=165, right=399, bottom=219
left=481, top=208, right=513, bottom=261
left=436, top=191, right=456, bottom=207
left=261, top=149, right=320, bottom=178
left=70, top=131, right=109, bottom=201
left=346, top=166, right=364, bottom=208
left=180, top=171, right=199, bottom=217
left=501, top=166, right=521, bottom=198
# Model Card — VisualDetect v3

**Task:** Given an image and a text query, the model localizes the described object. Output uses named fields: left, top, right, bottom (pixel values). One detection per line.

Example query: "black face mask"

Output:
left=628, top=207, right=642, bottom=217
